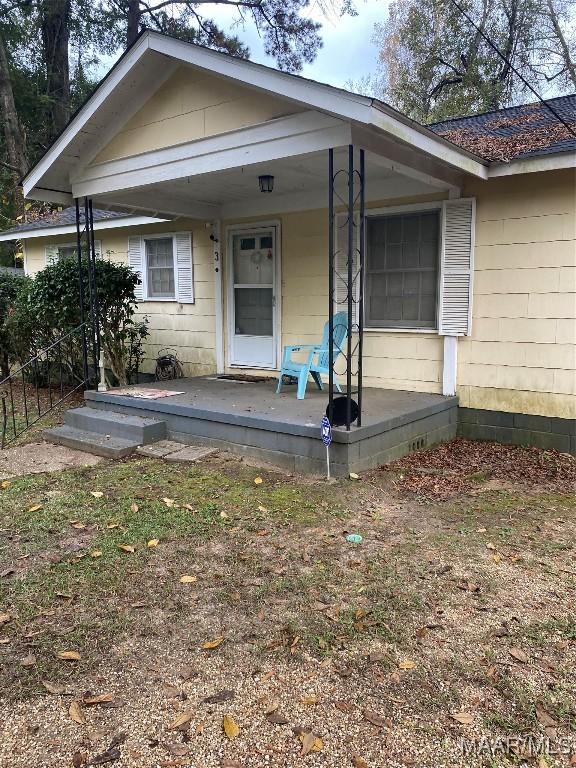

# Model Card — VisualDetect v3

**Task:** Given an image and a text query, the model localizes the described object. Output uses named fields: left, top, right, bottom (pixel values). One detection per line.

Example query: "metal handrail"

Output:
left=0, top=322, right=92, bottom=449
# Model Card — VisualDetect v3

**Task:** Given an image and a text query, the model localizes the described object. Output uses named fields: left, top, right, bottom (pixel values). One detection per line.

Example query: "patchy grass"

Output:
left=0, top=441, right=575, bottom=768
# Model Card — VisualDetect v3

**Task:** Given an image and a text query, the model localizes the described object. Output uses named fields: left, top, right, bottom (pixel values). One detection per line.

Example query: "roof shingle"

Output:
left=429, top=94, right=576, bottom=162
left=0, top=207, right=133, bottom=238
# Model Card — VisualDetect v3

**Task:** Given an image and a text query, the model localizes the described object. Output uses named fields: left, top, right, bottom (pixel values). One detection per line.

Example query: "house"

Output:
left=1, top=30, right=574, bottom=470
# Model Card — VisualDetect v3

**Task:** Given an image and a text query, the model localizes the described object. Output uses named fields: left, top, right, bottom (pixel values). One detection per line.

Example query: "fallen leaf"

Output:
left=334, top=700, right=354, bottom=713
left=130, top=503, right=139, bottom=513
left=0, top=613, right=11, bottom=626
left=89, top=746, right=121, bottom=765
left=147, top=539, right=159, bottom=548
left=117, top=545, right=135, bottom=553
left=301, top=694, right=318, bottom=705
left=20, top=654, right=36, bottom=668
left=352, top=757, right=369, bottom=768
left=167, top=743, right=189, bottom=757
left=72, top=751, right=87, bottom=767
left=253, top=477, right=263, bottom=485
left=266, top=710, right=289, bottom=724
left=203, top=690, right=235, bottom=704
left=42, top=680, right=65, bottom=694
left=362, top=709, right=388, bottom=728
left=509, top=647, right=529, bottom=664
left=71, top=522, right=86, bottom=530
left=163, top=497, right=175, bottom=507
left=257, top=505, right=268, bottom=513
left=535, top=703, right=558, bottom=728
left=486, top=542, right=496, bottom=550
left=90, top=491, right=104, bottom=498
left=179, top=575, right=197, bottom=584
left=57, top=650, right=82, bottom=661
left=69, top=700, right=86, bottom=725
left=223, top=714, right=240, bottom=739
left=1, top=480, right=11, bottom=489
left=398, top=659, right=416, bottom=670
left=299, top=732, right=323, bottom=755
left=27, top=504, right=43, bottom=512
left=91, top=550, right=102, bottom=558
left=167, top=712, right=193, bottom=731
left=450, top=712, right=474, bottom=724
left=106, top=522, right=119, bottom=529
left=221, top=761, right=243, bottom=768
left=83, top=693, right=114, bottom=706
left=202, top=636, right=224, bottom=650
left=349, top=472, right=360, bottom=480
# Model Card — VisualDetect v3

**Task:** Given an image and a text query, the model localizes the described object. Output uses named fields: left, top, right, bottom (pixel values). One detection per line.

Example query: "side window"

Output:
left=145, top=237, right=175, bottom=299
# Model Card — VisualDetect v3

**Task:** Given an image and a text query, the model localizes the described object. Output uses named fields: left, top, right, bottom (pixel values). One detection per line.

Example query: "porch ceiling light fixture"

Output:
left=258, top=174, right=274, bottom=193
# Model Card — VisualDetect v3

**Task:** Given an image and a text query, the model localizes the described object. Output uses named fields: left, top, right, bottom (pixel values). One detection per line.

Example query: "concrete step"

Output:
left=44, top=425, right=140, bottom=459
left=65, top=407, right=166, bottom=445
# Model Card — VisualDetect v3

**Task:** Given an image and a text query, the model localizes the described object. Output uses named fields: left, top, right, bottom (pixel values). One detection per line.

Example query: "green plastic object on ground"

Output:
left=346, top=533, right=363, bottom=544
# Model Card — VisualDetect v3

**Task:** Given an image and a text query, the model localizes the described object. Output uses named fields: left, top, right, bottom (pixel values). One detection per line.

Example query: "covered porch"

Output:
left=74, top=376, right=458, bottom=475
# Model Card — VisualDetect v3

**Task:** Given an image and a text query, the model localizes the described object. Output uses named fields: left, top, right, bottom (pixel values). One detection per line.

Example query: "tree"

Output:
left=373, top=0, right=575, bottom=123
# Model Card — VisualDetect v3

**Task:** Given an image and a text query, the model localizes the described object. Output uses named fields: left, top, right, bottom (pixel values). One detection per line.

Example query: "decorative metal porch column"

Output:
left=75, top=198, right=100, bottom=387
left=328, top=145, right=365, bottom=430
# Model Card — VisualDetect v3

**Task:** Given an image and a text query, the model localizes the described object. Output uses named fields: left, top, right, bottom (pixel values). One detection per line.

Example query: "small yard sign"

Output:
left=320, top=415, right=332, bottom=479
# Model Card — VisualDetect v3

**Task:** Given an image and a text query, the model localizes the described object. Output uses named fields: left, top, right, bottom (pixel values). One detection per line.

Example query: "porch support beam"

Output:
left=71, top=111, right=351, bottom=199
left=92, top=192, right=219, bottom=221
left=352, top=125, right=464, bottom=192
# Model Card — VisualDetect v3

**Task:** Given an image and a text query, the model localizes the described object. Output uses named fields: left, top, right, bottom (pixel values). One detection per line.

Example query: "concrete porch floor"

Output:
left=84, top=376, right=458, bottom=475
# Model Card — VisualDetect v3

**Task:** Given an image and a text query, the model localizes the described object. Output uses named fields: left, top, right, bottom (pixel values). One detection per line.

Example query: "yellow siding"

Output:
left=93, top=66, right=302, bottom=163
left=23, top=219, right=217, bottom=378
left=20, top=171, right=575, bottom=418
left=460, top=169, right=576, bottom=419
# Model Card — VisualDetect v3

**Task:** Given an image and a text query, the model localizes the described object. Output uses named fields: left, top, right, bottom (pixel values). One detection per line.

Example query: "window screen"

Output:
left=145, top=237, right=175, bottom=299
left=57, top=246, right=78, bottom=261
left=365, top=210, right=440, bottom=329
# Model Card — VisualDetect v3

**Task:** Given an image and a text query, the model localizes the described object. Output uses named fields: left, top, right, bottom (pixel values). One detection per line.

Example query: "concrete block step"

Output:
left=65, top=407, right=166, bottom=444
left=44, top=425, right=140, bottom=459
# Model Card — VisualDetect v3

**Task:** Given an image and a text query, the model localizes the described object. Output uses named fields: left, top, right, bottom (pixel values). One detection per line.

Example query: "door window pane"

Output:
left=146, top=238, right=175, bottom=298
left=366, top=210, right=440, bottom=329
left=233, top=233, right=274, bottom=285
left=234, top=288, right=273, bottom=336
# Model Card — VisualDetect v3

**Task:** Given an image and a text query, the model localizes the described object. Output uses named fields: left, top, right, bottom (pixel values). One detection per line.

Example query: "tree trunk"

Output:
left=41, top=0, right=71, bottom=141
left=546, top=0, right=576, bottom=89
left=0, top=30, right=28, bottom=217
left=126, top=0, right=143, bottom=46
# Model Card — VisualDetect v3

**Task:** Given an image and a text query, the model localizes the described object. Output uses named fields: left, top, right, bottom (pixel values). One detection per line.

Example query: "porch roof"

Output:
left=22, top=30, right=490, bottom=214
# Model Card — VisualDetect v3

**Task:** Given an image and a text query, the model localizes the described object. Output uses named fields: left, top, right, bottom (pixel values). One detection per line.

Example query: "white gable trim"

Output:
left=71, top=111, right=351, bottom=198
left=24, top=31, right=490, bottom=202
left=0, top=215, right=168, bottom=243
left=23, top=34, right=151, bottom=198
left=487, top=150, right=576, bottom=177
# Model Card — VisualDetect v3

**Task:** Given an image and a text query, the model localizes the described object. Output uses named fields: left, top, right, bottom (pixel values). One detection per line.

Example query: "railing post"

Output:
left=357, top=148, right=365, bottom=427
left=75, top=199, right=89, bottom=384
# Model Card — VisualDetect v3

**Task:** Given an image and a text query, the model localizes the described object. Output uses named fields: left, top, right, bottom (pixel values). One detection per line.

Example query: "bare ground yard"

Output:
left=0, top=439, right=574, bottom=768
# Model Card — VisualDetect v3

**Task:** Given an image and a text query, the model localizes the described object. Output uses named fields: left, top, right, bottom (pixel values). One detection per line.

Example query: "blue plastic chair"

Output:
left=276, top=312, right=348, bottom=399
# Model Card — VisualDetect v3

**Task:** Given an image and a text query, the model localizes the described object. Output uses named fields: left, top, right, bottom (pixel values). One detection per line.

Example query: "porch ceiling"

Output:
left=91, top=148, right=446, bottom=221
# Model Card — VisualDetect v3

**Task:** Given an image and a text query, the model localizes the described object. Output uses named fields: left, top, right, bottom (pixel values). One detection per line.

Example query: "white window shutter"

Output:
left=439, top=198, right=475, bottom=336
left=128, top=235, right=145, bottom=301
left=334, top=212, right=360, bottom=326
left=45, top=245, right=59, bottom=265
left=174, top=232, right=194, bottom=304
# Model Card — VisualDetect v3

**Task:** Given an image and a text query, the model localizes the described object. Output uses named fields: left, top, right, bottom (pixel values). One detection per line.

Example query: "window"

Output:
left=365, top=210, right=440, bottom=329
left=145, top=237, right=175, bottom=299
left=45, top=241, right=102, bottom=265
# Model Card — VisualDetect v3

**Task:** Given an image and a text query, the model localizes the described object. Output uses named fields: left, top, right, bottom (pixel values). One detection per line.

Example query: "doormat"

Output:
left=107, top=387, right=185, bottom=399
left=215, top=374, right=272, bottom=383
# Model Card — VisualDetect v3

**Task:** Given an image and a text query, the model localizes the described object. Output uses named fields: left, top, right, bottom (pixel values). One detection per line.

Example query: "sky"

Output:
left=199, top=0, right=389, bottom=90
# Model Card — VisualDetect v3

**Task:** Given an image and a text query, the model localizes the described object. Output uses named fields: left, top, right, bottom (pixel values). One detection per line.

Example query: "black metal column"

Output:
left=327, top=145, right=365, bottom=431
left=328, top=148, right=335, bottom=426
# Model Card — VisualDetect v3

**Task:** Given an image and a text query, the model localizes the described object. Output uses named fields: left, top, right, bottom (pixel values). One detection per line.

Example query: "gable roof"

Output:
left=22, top=29, right=488, bottom=204
left=0, top=207, right=167, bottom=242
left=429, top=95, right=576, bottom=162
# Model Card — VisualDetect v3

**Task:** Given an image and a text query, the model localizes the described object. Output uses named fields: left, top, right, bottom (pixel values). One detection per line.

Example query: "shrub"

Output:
left=0, top=271, right=32, bottom=379
left=22, top=257, right=149, bottom=386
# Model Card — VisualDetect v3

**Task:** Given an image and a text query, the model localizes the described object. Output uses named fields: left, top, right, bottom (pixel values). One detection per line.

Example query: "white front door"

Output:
left=228, top=226, right=278, bottom=369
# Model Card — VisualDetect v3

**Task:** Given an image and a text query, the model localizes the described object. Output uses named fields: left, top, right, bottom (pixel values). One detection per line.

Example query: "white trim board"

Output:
left=0, top=215, right=168, bottom=243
